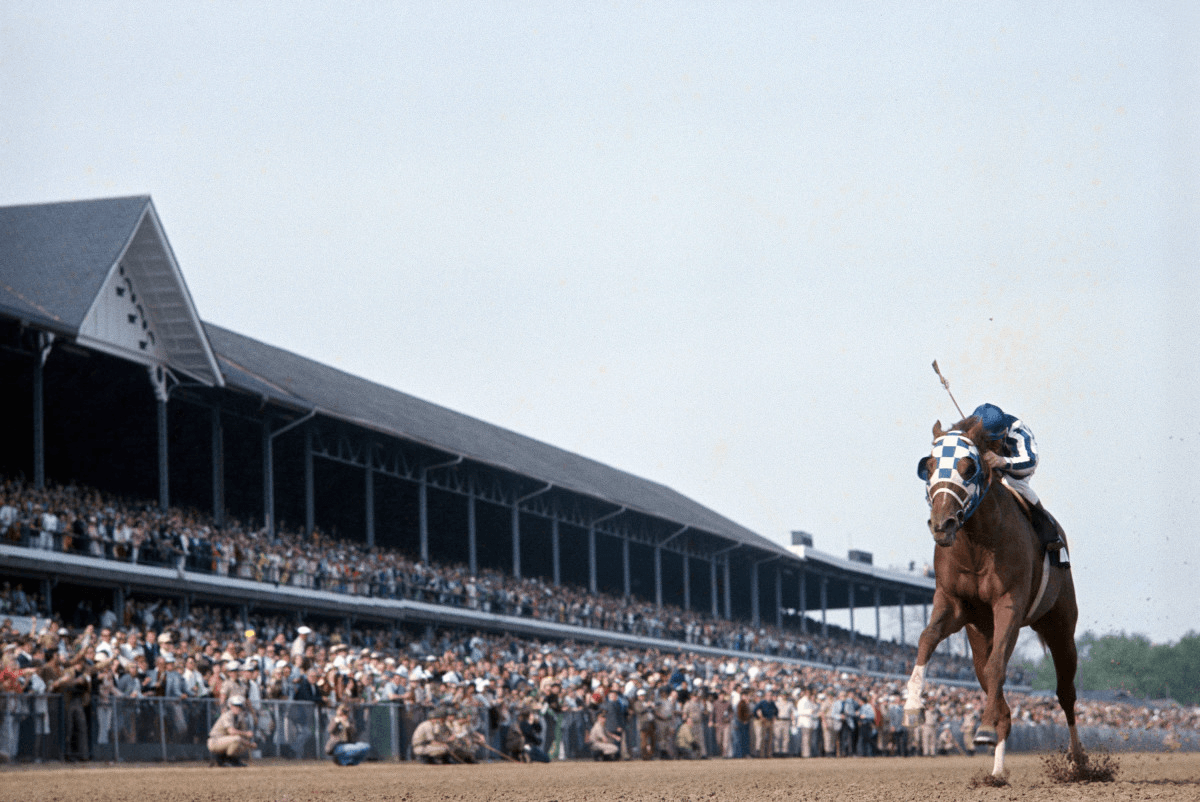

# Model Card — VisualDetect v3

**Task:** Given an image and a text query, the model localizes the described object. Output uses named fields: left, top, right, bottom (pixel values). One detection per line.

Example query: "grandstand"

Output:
left=1, top=195, right=936, bottom=652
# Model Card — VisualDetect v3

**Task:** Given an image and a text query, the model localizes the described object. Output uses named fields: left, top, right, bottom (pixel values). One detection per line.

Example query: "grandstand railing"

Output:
left=0, top=695, right=594, bottom=764
left=1, top=540, right=1000, bottom=689
left=2, top=694, right=1193, bottom=764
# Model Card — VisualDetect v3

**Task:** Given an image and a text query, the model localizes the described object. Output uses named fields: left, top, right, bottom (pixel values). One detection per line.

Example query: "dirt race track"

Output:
left=5, top=753, right=1200, bottom=802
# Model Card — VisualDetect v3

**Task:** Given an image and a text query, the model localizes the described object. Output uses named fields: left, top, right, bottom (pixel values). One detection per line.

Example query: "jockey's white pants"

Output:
left=1000, top=475, right=1039, bottom=506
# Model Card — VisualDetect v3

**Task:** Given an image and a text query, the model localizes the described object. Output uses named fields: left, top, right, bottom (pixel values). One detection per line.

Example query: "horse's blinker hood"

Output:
left=920, top=430, right=989, bottom=520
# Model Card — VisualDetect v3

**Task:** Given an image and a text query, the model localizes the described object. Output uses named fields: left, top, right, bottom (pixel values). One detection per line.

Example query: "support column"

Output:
left=467, top=491, right=477, bottom=576
left=364, top=463, right=375, bottom=549
left=899, top=592, right=906, bottom=646
left=261, top=420, right=272, bottom=533
left=874, top=586, right=882, bottom=643
left=551, top=518, right=560, bottom=586
left=304, top=424, right=314, bottom=536
left=682, top=554, right=690, bottom=611
left=262, top=410, right=314, bottom=539
left=154, top=369, right=169, bottom=513
left=799, top=569, right=808, bottom=635
left=750, top=562, right=760, bottom=627
left=722, top=560, right=731, bottom=620
left=774, top=566, right=782, bottom=630
left=511, top=504, right=522, bottom=580
left=588, top=526, right=597, bottom=594
left=848, top=583, right=857, bottom=643
left=820, top=575, right=828, bottom=638
left=878, top=585, right=888, bottom=643
left=32, top=333, right=52, bottom=489
left=32, top=350, right=45, bottom=489
left=654, top=546, right=663, bottom=608
left=622, top=536, right=630, bottom=598
left=511, top=484, right=549, bottom=582
left=211, top=407, right=225, bottom=526
left=586, top=507, right=623, bottom=597
left=418, top=470, right=429, bottom=564
left=710, top=559, right=718, bottom=618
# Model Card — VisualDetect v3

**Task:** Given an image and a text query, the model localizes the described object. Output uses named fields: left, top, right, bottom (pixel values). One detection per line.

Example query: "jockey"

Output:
left=972, top=403, right=1065, bottom=553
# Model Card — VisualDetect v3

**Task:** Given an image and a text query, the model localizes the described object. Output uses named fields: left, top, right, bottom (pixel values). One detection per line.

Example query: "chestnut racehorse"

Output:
left=906, top=416, right=1084, bottom=776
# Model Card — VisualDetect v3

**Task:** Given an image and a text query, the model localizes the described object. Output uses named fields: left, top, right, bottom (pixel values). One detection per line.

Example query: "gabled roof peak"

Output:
left=0, top=195, right=222, bottom=387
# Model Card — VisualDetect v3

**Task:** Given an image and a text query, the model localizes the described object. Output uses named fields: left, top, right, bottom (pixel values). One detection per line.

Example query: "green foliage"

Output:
left=1018, top=631, right=1200, bottom=705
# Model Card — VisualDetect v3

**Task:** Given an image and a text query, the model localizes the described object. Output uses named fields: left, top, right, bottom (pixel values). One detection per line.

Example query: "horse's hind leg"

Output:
left=1033, top=605, right=1085, bottom=764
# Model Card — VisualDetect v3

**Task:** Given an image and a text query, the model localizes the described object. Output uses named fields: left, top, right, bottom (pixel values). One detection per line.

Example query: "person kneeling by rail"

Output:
left=208, top=695, right=255, bottom=767
left=326, top=704, right=372, bottom=766
left=587, top=710, right=621, bottom=761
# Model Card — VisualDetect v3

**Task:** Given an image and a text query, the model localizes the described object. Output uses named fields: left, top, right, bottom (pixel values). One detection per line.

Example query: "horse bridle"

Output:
left=920, top=431, right=990, bottom=523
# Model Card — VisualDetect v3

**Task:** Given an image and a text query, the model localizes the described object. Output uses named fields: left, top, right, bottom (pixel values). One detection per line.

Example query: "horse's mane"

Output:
left=950, top=415, right=999, bottom=486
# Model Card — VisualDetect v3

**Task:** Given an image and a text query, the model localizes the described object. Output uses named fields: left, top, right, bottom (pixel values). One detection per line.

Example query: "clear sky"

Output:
left=3, top=2, right=1197, bottom=644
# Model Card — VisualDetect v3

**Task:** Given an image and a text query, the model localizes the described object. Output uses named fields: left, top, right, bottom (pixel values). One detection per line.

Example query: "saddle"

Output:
left=999, top=479, right=1069, bottom=568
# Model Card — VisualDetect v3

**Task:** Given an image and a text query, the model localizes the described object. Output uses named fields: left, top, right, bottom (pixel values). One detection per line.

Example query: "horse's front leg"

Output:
left=904, top=591, right=965, bottom=726
left=977, top=596, right=1023, bottom=775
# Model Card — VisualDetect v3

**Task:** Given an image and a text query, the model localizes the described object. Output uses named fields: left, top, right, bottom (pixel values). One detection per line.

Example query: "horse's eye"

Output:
left=958, top=457, right=976, bottom=481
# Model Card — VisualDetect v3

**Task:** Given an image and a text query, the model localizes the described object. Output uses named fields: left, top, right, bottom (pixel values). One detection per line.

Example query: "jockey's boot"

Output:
left=1031, top=502, right=1065, bottom=552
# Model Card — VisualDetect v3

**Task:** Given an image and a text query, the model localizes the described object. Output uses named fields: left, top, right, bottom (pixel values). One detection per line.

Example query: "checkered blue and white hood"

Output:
left=918, top=430, right=990, bottom=520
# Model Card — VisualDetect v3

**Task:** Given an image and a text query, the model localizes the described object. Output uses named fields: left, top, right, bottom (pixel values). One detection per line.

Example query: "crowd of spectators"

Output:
left=1, top=599, right=1197, bottom=766
left=0, top=476, right=995, bottom=683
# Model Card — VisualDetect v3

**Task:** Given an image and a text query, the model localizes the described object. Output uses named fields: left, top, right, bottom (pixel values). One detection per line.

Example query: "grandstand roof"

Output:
left=0, top=195, right=792, bottom=559
left=0, top=196, right=222, bottom=386
left=206, top=321, right=793, bottom=558
left=0, top=195, right=940, bottom=588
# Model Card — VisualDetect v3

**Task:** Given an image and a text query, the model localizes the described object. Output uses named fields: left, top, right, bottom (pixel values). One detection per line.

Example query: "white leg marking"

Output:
left=904, top=664, right=926, bottom=727
left=904, top=664, right=926, bottom=711
left=992, top=739, right=1007, bottom=776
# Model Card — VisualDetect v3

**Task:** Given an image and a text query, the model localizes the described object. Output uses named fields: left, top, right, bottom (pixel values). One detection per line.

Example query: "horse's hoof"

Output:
left=974, top=727, right=998, bottom=746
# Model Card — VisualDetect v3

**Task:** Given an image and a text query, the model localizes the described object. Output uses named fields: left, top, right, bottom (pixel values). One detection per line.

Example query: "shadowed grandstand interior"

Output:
left=1, top=195, right=938, bottom=650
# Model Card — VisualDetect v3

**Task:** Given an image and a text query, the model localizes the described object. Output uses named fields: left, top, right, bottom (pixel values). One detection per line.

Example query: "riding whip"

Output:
left=931, top=360, right=966, bottom=419
left=479, top=740, right=520, bottom=763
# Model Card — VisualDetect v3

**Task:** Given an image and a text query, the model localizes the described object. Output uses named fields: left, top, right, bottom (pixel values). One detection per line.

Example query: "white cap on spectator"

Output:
left=297, top=626, right=312, bottom=635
